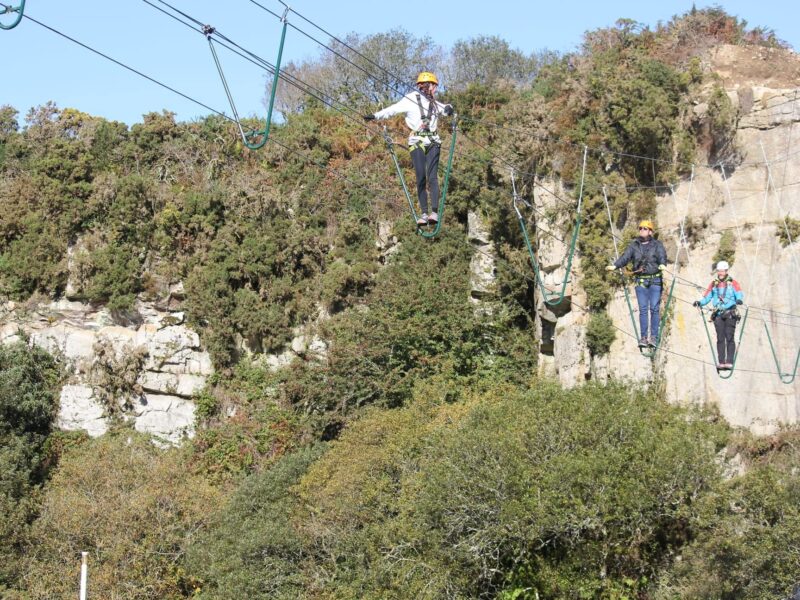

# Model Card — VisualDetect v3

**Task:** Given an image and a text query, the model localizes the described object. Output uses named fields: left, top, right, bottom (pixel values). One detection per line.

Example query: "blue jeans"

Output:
left=635, top=283, right=662, bottom=339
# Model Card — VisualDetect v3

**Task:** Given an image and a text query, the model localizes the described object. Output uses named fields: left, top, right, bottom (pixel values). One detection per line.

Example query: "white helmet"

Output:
left=716, top=261, right=730, bottom=271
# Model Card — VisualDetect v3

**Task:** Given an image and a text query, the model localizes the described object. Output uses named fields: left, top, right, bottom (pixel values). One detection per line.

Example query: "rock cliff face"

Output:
left=540, top=69, right=800, bottom=433
left=0, top=299, right=212, bottom=444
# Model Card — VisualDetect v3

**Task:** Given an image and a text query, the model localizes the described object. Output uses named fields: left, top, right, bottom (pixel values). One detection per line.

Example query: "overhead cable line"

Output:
left=21, top=6, right=800, bottom=330
left=247, top=0, right=800, bottom=176
left=143, top=0, right=418, bottom=149
left=19, top=10, right=401, bottom=212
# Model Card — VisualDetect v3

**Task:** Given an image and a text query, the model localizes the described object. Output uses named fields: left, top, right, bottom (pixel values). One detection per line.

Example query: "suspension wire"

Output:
left=470, top=242, right=792, bottom=378
left=18, top=6, right=800, bottom=332
left=457, top=127, right=579, bottom=210
left=669, top=166, right=694, bottom=264
left=719, top=164, right=759, bottom=287
left=259, top=1, right=414, bottom=100
left=768, top=108, right=800, bottom=272
left=143, top=0, right=393, bottom=140
left=20, top=11, right=406, bottom=213
left=508, top=147, right=587, bottom=306
left=217, top=0, right=800, bottom=177
left=758, top=104, right=800, bottom=383
left=20, top=12, right=221, bottom=117
left=456, top=109, right=800, bottom=172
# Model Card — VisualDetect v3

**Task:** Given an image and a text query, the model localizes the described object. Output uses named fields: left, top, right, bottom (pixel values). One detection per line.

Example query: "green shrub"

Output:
left=0, top=341, right=62, bottom=589
left=586, top=311, right=616, bottom=356
left=186, top=381, right=727, bottom=599
left=713, top=229, right=736, bottom=267
left=776, top=217, right=800, bottom=248
left=20, top=434, right=221, bottom=600
left=185, top=444, right=326, bottom=600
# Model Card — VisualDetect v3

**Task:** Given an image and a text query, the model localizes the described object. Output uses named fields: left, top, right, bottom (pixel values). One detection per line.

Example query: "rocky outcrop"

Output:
left=544, top=83, right=800, bottom=433
left=468, top=211, right=497, bottom=310
left=0, top=299, right=212, bottom=445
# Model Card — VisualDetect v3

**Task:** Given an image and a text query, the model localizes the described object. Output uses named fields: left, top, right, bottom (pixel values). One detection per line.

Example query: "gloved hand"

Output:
left=736, top=299, right=743, bottom=305
left=443, top=104, right=454, bottom=116
left=605, top=265, right=617, bottom=272
left=658, top=264, right=666, bottom=271
left=363, top=114, right=375, bottom=121
left=692, top=301, right=701, bottom=307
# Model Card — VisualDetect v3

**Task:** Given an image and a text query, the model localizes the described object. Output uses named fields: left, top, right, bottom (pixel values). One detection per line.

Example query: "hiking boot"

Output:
left=638, top=337, right=649, bottom=348
left=722, top=363, right=733, bottom=369
left=416, top=214, right=428, bottom=226
left=648, top=336, right=658, bottom=347
left=428, top=211, right=439, bottom=224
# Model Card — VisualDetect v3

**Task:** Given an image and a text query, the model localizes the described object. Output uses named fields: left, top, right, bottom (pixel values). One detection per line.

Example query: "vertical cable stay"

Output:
left=204, top=6, right=289, bottom=150
left=758, top=132, right=800, bottom=384
left=511, top=147, right=587, bottom=306
left=0, top=0, right=24, bottom=30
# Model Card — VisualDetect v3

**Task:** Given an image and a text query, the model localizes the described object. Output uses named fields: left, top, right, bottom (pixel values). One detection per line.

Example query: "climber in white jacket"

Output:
left=365, top=71, right=454, bottom=225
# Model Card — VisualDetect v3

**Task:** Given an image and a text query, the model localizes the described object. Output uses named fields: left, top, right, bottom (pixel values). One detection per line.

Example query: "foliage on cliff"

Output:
left=1, top=6, right=797, bottom=599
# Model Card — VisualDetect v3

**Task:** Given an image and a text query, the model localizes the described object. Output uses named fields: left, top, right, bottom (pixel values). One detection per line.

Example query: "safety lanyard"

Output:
left=415, top=92, right=436, bottom=131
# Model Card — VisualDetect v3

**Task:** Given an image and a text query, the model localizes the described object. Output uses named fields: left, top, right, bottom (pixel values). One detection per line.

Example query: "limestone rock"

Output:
left=132, top=393, right=196, bottom=445
left=57, top=384, right=108, bottom=437
left=1, top=295, right=213, bottom=445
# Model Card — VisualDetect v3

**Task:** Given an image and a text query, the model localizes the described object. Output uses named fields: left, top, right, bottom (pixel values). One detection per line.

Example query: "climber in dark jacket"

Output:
left=606, top=220, right=668, bottom=347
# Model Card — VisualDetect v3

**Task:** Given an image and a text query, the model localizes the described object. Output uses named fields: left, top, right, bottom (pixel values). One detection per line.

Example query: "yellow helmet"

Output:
left=638, top=219, right=655, bottom=231
left=417, top=71, right=439, bottom=85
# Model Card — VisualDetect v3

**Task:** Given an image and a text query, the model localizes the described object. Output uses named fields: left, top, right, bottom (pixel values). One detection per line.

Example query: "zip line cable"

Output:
left=18, top=12, right=406, bottom=215
left=231, top=0, right=800, bottom=180
left=165, top=0, right=800, bottom=231
left=143, top=0, right=390, bottom=140
left=16, top=7, right=800, bottom=336
left=20, top=12, right=221, bottom=117
left=249, top=0, right=800, bottom=175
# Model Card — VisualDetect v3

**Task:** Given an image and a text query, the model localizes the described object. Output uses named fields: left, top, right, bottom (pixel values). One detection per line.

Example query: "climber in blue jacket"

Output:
left=693, top=260, right=744, bottom=369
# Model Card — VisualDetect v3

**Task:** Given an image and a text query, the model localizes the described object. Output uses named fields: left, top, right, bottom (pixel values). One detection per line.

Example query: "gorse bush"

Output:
left=0, top=341, right=62, bottom=591
left=186, top=381, right=727, bottom=599
left=586, top=310, right=616, bottom=356
left=2, top=7, right=796, bottom=598
left=21, top=434, right=221, bottom=600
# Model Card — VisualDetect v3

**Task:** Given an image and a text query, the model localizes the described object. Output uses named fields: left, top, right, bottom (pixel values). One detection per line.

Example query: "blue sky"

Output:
left=1, top=0, right=797, bottom=125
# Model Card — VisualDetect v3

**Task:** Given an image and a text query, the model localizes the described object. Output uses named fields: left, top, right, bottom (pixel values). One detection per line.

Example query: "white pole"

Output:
left=79, top=552, right=88, bottom=600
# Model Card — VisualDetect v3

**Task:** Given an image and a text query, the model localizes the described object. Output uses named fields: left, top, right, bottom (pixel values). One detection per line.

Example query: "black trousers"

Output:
left=713, top=311, right=738, bottom=363
left=410, top=143, right=441, bottom=214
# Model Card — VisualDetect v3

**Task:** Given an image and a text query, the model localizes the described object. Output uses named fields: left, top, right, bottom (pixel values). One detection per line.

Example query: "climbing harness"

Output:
left=697, top=304, right=749, bottom=379
left=618, top=269, right=677, bottom=359
left=383, top=113, right=458, bottom=239
left=0, top=0, right=24, bottom=30
left=511, top=147, right=587, bottom=306
left=203, top=6, right=289, bottom=150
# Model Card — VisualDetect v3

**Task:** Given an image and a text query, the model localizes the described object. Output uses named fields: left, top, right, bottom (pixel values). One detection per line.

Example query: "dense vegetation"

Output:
left=1, top=6, right=798, bottom=599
